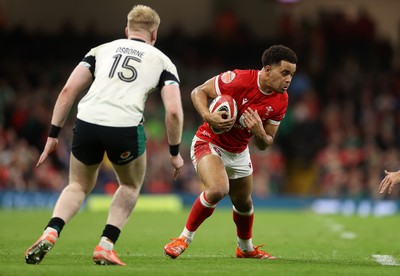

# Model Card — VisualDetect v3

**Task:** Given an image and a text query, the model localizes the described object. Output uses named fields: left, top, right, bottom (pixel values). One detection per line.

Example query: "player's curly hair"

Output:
left=262, top=45, right=297, bottom=67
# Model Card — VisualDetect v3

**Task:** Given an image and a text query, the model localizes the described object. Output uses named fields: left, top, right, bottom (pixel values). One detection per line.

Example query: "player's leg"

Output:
left=165, top=138, right=229, bottom=258
left=93, top=125, right=146, bottom=266
left=229, top=176, right=277, bottom=260
left=25, top=119, right=104, bottom=265
left=53, top=154, right=101, bottom=222
left=25, top=154, right=100, bottom=264
left=187, top=153, right=229, bottom=229
left=92, top=153, right=146, bottom=266
left=106, top=152, right=146, bottom=228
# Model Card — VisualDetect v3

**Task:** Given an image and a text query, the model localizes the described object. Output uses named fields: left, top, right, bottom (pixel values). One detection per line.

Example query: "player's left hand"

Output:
left=243, top=108, right=263, bottom=134
left=36, top=137, right=59, bottom=167
left=170, top=153, right=184, bottom=180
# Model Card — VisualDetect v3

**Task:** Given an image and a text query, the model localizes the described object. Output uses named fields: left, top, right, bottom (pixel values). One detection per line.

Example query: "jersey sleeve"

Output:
left=157, top=69, right=179, bottom=89
left=214, top=70, right=238, bottom=96
left=80, top=47, right=96, bottom=78
left=157, top=56, right=180, bottom=89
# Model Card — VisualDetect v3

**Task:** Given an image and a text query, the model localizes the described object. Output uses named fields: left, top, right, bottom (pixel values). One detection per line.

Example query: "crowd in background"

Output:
left=1, top=8, right=400, bottom=200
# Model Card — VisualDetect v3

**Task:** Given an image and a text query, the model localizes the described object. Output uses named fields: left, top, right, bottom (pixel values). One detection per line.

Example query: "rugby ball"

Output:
left=208, top=95, right=238, bottom=134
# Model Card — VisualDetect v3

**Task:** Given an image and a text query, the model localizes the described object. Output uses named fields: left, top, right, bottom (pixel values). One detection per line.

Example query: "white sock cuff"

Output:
left=181, top=227, right=195, bottom=243
left=99, top=237, right=114, bottom=250
left=44, top=227, right=58, bottom=236
left=233, top=205, right=254, bottom=216
left=200, top=191, right=217, bottom=208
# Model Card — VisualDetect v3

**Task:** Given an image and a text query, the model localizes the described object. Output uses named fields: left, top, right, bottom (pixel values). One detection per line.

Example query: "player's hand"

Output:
left=243, top=108, right=263, bottom=134
left=379, top=170, right=400, bottom=194
left=36, top=137, right=59, bottom=167
left=170, top=153, right=184, bottom=180
left=205, top=111, right=235, bottom=132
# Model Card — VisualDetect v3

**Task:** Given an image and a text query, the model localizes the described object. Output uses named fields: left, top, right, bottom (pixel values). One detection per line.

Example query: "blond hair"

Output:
left=127, top=5, right=160, bottom=32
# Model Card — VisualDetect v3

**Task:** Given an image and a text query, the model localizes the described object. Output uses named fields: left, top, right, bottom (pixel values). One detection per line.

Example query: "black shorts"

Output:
left=71, top=119, right=146, bottom=165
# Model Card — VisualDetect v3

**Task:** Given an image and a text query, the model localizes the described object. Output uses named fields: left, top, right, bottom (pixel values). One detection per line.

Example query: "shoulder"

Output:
left=218, top=70, right=257, bottom=89
left=153, top=47, right=176, bottom=66
left=85, top=39, right=122, bottom=55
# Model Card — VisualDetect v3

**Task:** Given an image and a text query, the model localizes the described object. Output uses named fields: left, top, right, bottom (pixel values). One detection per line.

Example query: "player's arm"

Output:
left=243, top=107, right=276, bottom=150
left=161, top=84, right=184, bottom=179
left=37, top=64, right=93, bottom=167
left=51, top=64, right=93, bottom=127
left=191, top=77, right=217, bottom=119
left=251, top=121, right=277, bottom=151
left=191, top=77, right=235, bottom=131
left=161, top=84, right=183, bottom=147
left=257, top=122, right=279, bottom=150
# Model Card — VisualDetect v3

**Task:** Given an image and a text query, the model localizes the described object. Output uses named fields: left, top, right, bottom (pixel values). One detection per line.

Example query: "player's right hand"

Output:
left=205, top=111, right=235, bottom=132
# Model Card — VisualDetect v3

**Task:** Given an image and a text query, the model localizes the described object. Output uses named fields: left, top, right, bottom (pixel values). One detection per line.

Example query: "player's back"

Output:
left=77, top=38, right=179, bottom=127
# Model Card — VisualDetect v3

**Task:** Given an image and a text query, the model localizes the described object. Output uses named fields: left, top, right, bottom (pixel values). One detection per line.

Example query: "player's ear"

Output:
left=150, top=30, right=157, bottom=45
left=125, top=27, right=129, bottom=38
left=264, top=65, right=271, bottom=76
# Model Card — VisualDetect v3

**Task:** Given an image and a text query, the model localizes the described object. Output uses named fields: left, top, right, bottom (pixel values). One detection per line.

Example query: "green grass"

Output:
left=0, top=208, right=399, bottom=275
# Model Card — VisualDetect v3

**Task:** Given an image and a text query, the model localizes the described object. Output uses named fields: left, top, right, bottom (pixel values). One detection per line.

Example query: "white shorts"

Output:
left=190, top=136, right=253, bottom=179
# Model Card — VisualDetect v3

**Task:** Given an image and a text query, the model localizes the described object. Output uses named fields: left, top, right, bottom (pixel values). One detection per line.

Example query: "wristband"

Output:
left=49, top=124, right=61, bottom=138
left=169, top=144, right=180, bottom=156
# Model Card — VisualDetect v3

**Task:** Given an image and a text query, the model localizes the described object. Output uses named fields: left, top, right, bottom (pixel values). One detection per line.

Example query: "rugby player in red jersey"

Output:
left=164, top=45, right=297, bottom=259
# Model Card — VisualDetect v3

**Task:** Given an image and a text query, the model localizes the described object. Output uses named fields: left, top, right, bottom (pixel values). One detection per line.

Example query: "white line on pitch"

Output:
left=372, top=254, right=399, bottom=266
left=340, top=231, right=357, bottom=239
left=325, top=221, right=357, bottom=239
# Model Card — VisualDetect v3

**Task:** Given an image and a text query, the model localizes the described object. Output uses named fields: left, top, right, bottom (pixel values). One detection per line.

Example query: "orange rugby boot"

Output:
left=236, top=245, right=277, bottom=260
left=164, top=237, right=189, bottom=259
left=92, top=245, right=126, bottom=266
left=25, top=231, right=58, bottom=264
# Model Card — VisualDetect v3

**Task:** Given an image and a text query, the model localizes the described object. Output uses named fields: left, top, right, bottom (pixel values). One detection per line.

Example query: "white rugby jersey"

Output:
left=76, top=38, right=179, bottom=127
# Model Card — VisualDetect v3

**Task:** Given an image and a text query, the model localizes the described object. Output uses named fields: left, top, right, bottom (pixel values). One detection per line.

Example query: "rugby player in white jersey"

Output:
left=164, top=45, right=297, bottom=259
left=25, top=5, right=184, bottom=266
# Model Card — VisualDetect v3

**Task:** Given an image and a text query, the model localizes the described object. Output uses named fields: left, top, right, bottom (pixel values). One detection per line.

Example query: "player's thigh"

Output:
left=69, top=154, right=101, bottom=193
left=197, top=154, right=229, bottom=189
left=111, top=152, right=146, bottom=188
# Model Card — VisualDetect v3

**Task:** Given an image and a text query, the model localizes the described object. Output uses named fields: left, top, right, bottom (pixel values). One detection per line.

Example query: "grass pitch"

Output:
left=0, top=207, right=399, bottom=275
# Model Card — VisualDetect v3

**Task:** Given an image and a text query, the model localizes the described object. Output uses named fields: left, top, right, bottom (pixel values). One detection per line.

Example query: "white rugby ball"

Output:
left=208, top=94, right=238, bottom=134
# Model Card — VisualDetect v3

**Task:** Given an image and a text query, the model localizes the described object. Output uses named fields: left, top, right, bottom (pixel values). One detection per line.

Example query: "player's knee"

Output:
left=231, top=197, right=253, bottom=212
left=66, top=181, right=93, bottom=195
left=118, top=181, right=143, bottom=191
left=207, top=187, right=229, bottom=203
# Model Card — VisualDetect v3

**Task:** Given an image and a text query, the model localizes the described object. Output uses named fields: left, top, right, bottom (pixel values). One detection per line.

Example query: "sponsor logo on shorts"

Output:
left=117, top=151, right=134, bottom=163
left=120, top=151, right=132, bottom=159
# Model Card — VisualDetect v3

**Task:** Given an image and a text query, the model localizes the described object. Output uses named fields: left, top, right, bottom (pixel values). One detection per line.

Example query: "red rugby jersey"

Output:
left=195, top=69, right=288, bottom=153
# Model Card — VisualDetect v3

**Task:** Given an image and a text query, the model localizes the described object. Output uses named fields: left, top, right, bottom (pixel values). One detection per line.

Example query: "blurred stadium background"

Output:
left=1, top=0, right=400, bottom=215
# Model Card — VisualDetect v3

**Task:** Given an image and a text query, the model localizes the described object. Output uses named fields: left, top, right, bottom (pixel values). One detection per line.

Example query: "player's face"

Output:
left=264, top=61, right=296, bottom=93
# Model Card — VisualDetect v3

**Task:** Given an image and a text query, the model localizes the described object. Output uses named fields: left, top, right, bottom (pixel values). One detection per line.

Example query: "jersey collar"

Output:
left=130, top=38, right=146, bottom=43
